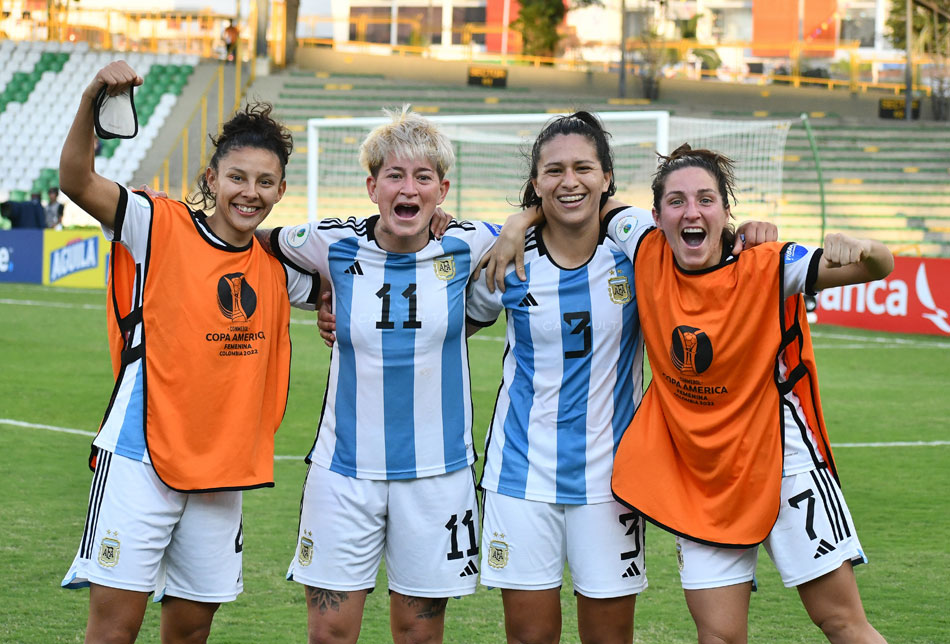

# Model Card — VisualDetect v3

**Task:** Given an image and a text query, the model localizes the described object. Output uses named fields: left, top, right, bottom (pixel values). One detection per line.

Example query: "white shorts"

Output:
left=479, top=490, right=648, bottom=599
left=676, top=467, right=867, bottom=590
left=288, top=464, right=479, bottom=598
left=61, top=450, right=244, bottom=603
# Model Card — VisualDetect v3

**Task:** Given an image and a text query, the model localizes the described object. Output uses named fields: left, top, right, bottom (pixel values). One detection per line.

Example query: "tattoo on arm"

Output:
left=306, top=586, right=349, bottom=614
left=254, top=228, right=274, bottom=256
left=401, top=595, right=448, bottom=620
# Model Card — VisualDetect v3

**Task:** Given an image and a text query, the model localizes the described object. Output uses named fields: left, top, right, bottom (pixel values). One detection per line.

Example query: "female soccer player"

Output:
left=60, top=60, right=317, bottom=643
left=607, top=144, right=891, bottom=644
left=263, top=106, right=500, bottom=644
left=465, top=112, right=648, bottom=644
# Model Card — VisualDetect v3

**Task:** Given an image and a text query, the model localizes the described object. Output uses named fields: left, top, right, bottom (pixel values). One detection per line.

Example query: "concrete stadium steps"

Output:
left=779, top=120, right=950, bottom=255
left=248, top=70, right=950, bottom=255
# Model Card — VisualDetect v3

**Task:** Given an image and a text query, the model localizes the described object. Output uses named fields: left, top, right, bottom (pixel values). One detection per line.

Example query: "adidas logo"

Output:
left=519, top=293, right=538, bottom=307
left=621, top=562, right=641, bottom=578
left=344, top=261, right=363, bottom=275
left=813, top=539, right=836, bottom=559
left=459, top=559, right=479, bottom=577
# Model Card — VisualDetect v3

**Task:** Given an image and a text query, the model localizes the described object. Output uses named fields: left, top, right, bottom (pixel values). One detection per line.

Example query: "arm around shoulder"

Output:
left=813, top=233, right=894, bottom=291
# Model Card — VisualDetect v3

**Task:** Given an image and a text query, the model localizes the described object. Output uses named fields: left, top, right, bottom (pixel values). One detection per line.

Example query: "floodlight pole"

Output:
left=906, top=0, right=913, bottom=121
left=619, top=0, right=627, bottom=97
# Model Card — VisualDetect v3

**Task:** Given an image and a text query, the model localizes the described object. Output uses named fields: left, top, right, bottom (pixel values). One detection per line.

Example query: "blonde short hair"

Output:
left=358, top=105, right=455, bottom=179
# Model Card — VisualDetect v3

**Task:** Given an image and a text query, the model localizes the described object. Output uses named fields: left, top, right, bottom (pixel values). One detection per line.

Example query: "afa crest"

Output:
left=298, top=536, right=314, bottom=566
left=487, top=539, right=509, bottom=569
left=608, top=270, right=632, bottom=305
left=98, top=532, right=120, bottom=568
left=433, top=255, right=456, bottom=281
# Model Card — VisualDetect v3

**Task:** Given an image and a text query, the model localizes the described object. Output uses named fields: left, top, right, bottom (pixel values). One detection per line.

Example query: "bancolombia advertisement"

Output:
left=815, top=256, right=950, bottom=337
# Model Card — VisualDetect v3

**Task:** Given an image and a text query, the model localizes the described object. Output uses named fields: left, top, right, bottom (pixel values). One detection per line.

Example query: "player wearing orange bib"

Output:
left=609, top=144, right=891, bottom=644
left=59, top=61, right=316, bottom=644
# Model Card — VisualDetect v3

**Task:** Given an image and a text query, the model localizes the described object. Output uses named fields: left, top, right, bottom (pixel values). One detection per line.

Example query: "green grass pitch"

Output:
left=1, top=281, right=948, bottom=643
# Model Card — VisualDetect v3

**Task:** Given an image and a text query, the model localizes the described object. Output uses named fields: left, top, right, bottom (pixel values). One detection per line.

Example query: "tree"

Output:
left=886, top=0, right=950, bottom=53
left=887, top=0, right=950, bottom=120
left=510, top=0, right=602, bottom=58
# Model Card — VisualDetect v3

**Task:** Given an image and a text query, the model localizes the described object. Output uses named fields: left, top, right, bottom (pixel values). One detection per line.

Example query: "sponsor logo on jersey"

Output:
left=608, top=269, right=632, bottom=305
left=664, top=326, right=727, bottom=406
left=97, top=530, right=120, bottom=568
left=217, top=272, right=257, bottom=322
left=813, top=538, right=837, bottom=559
left=298, top=533, right=314, bottom=566
left=458, top=559, right=479, bottom=577
left=344, top=261, right=364, bottom=275
left=518, top=292, right=538, bottom=308
left=209, top=273, right=267, bottom=357
left=50, top=236, right=98, bottom=282
left=621, top=561, right=641, bottom=578
left=670, top=326, right=712, bottom=375
left=0, top=246, right=12, bottom=273
left=614, top=216, right=635, bottom=242
left=433, top=255, right=456, bottom=280
left=482, top=221, right=502, bottom=236
left=487, top=538, right=509, bottom=569
left=784, top=243, right=808, bottom=264
left=288, top=225, right=309, bottom=248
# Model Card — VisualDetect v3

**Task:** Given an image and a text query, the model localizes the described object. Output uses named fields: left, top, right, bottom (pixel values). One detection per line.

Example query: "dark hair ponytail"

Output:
left=520, top=111, right=616, bottom=211
left=652, top=143, right=739, bottom=253
left=189, top=102, right=293, bottom=209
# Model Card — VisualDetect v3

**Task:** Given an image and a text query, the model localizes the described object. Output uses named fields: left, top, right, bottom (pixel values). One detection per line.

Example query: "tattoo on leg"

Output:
left=402, top=596, right=448, bottom=620
left=306, top=587, right=349, bottom=614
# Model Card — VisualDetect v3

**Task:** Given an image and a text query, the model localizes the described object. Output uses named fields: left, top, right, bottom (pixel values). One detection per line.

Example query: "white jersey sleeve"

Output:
left=603, top=206, right=655, bottom=261
left=780, top=242, right=822, bottom=297
left=284, top=265, right=317, bottom=310
left=103, top=185, right=153, bottom=262
left=467, top=270, right=505, bottom=328
left=274, top=220, right=334, bottom=277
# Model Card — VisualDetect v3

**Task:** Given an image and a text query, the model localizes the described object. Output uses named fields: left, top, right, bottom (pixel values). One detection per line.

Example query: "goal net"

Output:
left=306, top=111, right=790, bottom=223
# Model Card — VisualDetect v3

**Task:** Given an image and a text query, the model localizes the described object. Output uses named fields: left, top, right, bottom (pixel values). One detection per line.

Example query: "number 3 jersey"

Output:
left=274, top=216, right=500, bottom=480
left=467, top=226, right=644, bottom=505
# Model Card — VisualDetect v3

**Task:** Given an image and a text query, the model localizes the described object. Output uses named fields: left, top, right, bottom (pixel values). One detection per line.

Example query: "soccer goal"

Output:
left=306, top=111, right=790, bottom=223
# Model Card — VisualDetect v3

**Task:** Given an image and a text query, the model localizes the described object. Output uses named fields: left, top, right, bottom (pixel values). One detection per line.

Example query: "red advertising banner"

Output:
left=815, top=256, right=950, bottom=337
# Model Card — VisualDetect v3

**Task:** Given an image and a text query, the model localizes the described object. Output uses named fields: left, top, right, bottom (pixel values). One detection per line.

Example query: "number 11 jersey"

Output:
left=275, top=216, right=499, bottom=480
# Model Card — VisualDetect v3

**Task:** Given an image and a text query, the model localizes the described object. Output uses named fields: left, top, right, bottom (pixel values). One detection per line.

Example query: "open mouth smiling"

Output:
left=394, top=204, right=420, bottom=219
left=682, top=227, right=707, bottom=248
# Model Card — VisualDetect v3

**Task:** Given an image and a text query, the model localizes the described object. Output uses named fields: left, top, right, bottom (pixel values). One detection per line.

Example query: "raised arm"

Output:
left=813, top=233, right=894, bottom=291
left=60, top=61, right=143, bottom=229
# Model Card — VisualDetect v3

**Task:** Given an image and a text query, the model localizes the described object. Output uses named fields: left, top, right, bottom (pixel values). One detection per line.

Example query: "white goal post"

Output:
left=306, top=111, right=790, bottom=223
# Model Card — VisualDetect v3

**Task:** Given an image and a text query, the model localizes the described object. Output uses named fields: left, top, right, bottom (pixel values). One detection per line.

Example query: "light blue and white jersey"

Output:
left=93, top=186, right=315, bottom=464
left=604, top=207, right=828, bottom=477
left=468, top=226, right=643, bottom=504
left=276, top=216, right=500, bottom=480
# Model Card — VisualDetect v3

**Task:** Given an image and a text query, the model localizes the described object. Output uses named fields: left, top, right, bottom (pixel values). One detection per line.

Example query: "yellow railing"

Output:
left=151, top=58, right=254, bottom=201
left=1, top=4, right=245, bottom=60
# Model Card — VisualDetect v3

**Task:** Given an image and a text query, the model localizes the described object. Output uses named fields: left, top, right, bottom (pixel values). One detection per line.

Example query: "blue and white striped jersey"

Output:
left=468, top=226, right=644, bottom=504
left=275, top=216, right=500, bottom=480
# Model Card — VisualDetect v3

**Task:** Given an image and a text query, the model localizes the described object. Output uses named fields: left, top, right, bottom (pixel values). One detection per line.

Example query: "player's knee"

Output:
left=307, top=620, right=358, bottom=644
left=85, top=623, right=141, bottom=644
left=813, top=611, right=877, bottom=644
left=696, top=626, right=746, bottom=644
left=506, top=619, right=560, bottom=644
left=391, top=596, right=447, bottom=644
